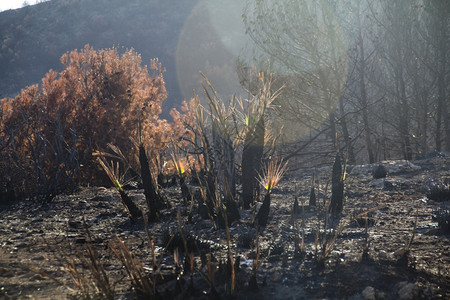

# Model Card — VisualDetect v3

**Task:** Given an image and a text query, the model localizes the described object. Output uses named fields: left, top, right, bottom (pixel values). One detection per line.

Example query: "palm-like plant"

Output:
left=240, top=73, right=284, bottom=209
left=196, top=72, right=241, bottom=227
left=170, top=149, right=191, bottom=205
left=95, top=144, right=141, bottom=220
left=255, top=158, right=288, bottom=227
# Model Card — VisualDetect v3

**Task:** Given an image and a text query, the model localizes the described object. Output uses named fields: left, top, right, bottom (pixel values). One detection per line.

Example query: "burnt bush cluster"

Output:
left=0, top=45, right=193, bottom=202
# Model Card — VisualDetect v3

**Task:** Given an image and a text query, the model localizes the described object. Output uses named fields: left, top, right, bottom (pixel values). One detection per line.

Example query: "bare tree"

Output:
left=241, top=0, right=448, bottom=163
left=342, top=0, right=378, bottom=163
left=422, top=0, right=450, bottom=152
left=242, top=0, right=349, bottom=157
left=369, top=0, right=418, bottom=160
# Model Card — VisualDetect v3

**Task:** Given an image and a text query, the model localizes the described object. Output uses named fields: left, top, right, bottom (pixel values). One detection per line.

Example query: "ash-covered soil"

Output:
left=1, top=155, right=449, bottom=299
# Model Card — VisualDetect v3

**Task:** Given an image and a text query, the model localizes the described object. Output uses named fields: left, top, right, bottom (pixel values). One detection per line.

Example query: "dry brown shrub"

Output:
left=0, top=45, right=195, bottom=200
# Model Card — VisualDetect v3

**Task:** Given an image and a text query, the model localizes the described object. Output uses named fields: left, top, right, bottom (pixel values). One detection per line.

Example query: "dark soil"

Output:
left=1, top=156, right=449, bottom=299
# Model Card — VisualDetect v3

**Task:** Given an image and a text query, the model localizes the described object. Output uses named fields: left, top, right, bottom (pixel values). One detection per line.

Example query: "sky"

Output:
left=0, top=0, right=43, bottom=12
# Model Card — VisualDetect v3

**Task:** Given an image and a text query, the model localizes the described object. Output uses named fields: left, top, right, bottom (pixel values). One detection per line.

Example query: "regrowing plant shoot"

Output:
left=95, top=144, right=142, bottom=221
left=170, top=148, right=191, bottom=206
left=255, top=158, right=288, bottom=228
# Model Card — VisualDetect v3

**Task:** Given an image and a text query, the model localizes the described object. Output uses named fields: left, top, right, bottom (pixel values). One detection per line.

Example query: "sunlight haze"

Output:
left=0, top=0, right=43, bottom=12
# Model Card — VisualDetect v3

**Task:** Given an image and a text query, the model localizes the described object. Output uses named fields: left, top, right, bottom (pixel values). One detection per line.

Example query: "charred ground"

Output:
left=0, top=155, right=449, bottom=299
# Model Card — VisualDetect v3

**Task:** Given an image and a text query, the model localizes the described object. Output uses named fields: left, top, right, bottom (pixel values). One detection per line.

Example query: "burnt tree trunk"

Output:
left=139, top=144, right=162, bottom=222
left=330, top=153, right=344, bottom=214
left=356, top=12, right=375, bottom=164
left=338, top=97, right=355, bottom=164
left=224, top=196, right=240, bottom=227
left=241, top=137, right=256, bottom=209
left=256, top=192, right=271, bottom=228
left=309, top=186, right=316, bottom=207
left=242, top=116, right=264, bottom=209
left=309, top=172, right=316, bottom=207
left=118, top=189, right=141, bottom=221
left=179, top=176, right=190, bottom=205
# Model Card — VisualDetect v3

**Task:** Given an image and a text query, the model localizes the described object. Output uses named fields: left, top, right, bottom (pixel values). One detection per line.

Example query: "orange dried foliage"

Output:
left=0, top=45, right=195, bottom=190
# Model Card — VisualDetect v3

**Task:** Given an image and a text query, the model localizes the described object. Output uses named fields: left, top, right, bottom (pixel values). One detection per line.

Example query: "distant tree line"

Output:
left=241, top=0, right=449, bottom=164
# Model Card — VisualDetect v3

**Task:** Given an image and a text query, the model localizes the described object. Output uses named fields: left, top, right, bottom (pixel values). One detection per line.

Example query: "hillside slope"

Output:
left=0, top=0, right=197, bottom=113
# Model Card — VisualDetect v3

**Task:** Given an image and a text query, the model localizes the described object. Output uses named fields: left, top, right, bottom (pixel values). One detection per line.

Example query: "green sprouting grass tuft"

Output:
left=258, top=159, right=289, bottom=192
